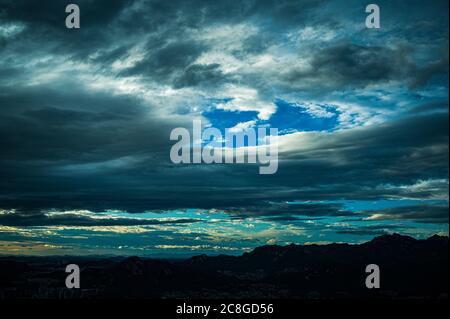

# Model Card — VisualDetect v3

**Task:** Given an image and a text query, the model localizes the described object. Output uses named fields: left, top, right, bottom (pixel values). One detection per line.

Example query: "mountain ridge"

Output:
left=0, top=233, right=448, bottom=299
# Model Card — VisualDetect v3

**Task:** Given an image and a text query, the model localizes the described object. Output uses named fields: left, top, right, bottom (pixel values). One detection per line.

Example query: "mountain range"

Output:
left=0, top=234, right=448, bottom=299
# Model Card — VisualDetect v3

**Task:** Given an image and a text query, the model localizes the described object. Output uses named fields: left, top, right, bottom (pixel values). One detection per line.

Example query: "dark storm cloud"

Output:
left=0, top=0, right=338, bottom=104
left=409, top=101, right=449, bottom=115
left=109, top=0, right=327, bottom=88
left=361, top=204, right=449, bottom=224
left=411, top=55, right=449, bottom=88
left=121, top=41, right=207, bottom=83
left=0, top=0, right=448, bottom=228
left=0, top=107, right=447, bottom=218
left=0, top=0, right=134, bottom=60
left=2, top=0, right=447, bottom=94
left=222, top=202, right=354, bottom=219
left=0, top=0, right=325, bottom=59
left=0, top=85, right=174, bottom=162
left=1, top=0, right=130, bottom=28
left=0, top=210, right=199, bottom=227
left=262, top=111, right=448, bottom=203
left=283, top=43, right=449, bottom=91
left=119, top=0, right=326, bottom=29
left=173, top=63, right=229, bottom=89
left=336, top=224, right=406, bottom=236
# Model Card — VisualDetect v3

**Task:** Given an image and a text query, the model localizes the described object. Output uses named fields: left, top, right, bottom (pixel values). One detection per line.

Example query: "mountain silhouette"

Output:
left=0, top=234, right=447, bottom=299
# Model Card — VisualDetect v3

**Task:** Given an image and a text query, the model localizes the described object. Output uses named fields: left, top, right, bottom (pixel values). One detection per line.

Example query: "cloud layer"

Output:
left=0, top=0, right=448, bottom=255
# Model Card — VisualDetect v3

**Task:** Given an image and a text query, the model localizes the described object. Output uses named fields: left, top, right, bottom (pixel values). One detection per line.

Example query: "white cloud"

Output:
left=216, top=85, right=276, bottom=120
left=228, top=120, right=257, bottom=133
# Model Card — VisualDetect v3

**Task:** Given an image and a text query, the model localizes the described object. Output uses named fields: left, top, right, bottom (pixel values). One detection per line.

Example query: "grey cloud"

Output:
left=283, top=43, right=448, bottom=91
left=173, top=63, right=229, bottom=89
left=222, top=202, right=354, bottom=219
left=1, top=0, right=130, bottom=28
left=361, top=204, right=449, bottom=224
left=411, top=55, right=449, bottom=88
left=409, top=101, right=449, bottom=115
left=336, top=224, right=405, bottom=236
left=0, top=107, right=447, bottom=218
left=3, top=0, right=446, bottom=98
left=121, top=41, right=206, bottom=82
left=0, top=0, right=133, bottom=61
left=0, top=0, right=448, bottom=228
left=261, top=216, right=324, bottom=222
left=0, top=210, right=199, bottom=227
left=0, top=83, right=176, bottom=163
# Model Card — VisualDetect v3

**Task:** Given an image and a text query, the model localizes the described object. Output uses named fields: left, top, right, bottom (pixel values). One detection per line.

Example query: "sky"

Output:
left=0, top=0, right=448, bottom=257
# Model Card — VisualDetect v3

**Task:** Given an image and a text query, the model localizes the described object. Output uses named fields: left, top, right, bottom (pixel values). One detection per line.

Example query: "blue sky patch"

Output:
left=203, top=99, right=340, bottom=135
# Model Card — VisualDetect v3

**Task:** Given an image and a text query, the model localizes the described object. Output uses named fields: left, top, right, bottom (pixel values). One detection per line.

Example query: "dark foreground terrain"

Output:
left=0, top=234, right=448, bottom=299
